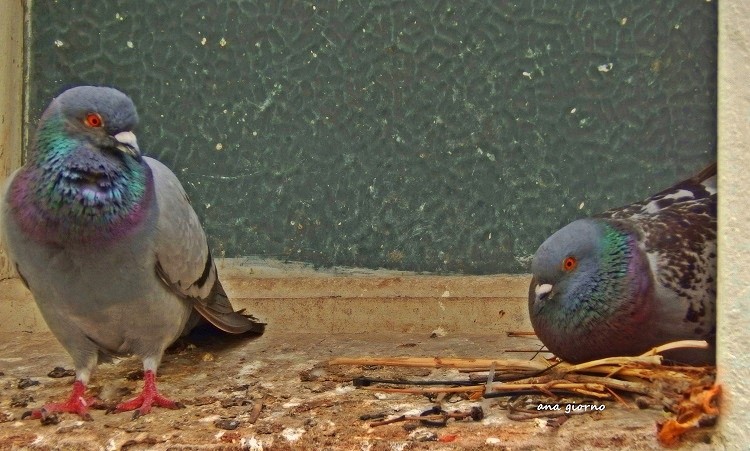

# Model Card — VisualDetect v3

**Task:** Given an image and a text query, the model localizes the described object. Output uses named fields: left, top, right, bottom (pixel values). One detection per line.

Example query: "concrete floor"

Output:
left=0, top=260, right=717, bottom=449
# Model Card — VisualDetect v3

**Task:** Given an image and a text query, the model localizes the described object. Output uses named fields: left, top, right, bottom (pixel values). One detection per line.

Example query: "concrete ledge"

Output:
left=0, top=259, right=532, bottom=335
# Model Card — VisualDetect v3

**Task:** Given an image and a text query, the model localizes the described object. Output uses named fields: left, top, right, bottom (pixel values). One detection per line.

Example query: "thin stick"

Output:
left=605, top=386, right=630, bottom=407
left=561, top=356, right=663, bottom=373
left=485, top=362, right=496, bottom=395
left=361, top=385, right=483, bottom=395
left=354, top=376, right=477, bottom=387
left=369, top=413, right=476, bottom=428
left=505, top=349, right=555, bottom=353
left=639, top=340, right=709, bottom=356
left=562, top=374, right=655, bottom=396
left=369, top=415, right=406, bottom=427
left=361, top=382, right=611, bottom=400
left=331, top=340, right=709, bottom=373
left=329, top=356, right=546, bottom=371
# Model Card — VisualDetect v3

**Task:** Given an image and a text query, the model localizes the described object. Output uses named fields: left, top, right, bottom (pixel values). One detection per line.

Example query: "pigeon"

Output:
left=0, top=86, right=265, bottom=419
left=528, top=163, right=716, bottom=364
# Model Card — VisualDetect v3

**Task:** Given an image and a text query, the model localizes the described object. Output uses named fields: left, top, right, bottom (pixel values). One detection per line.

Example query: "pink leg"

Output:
left=24, top=380, right=96, bottom=421
left=114, top=370, right=183, bottom=418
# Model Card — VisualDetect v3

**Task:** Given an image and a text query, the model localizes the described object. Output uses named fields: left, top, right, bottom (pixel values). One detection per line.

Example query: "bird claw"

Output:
left=116, top=391, right=183, bottom=418
left=23, top=380, right=95, bottom=422
left=114, top=370, right=183, bottom=419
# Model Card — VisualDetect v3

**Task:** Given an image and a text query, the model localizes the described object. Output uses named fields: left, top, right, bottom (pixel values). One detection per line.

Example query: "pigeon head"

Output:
left=528, top=218, right=653, bottom=362
left=10, top=86, right=153, bottom=245
left=35, top=86, right=141, bottom=161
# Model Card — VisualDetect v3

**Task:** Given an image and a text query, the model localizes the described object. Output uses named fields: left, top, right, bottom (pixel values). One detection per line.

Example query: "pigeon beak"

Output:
left=534, top=283, right=554, bottom=305
left=113, top=131, right=141, bottom=158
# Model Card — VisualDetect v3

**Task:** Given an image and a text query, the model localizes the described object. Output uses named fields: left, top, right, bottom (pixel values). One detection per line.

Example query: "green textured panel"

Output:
left=29, top=0, right=716, bottom=274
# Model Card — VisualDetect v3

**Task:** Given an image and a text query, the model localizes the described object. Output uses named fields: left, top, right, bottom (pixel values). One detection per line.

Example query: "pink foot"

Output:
left=114, top=370, right=183, bottom=418
left=23, top=380, right=96, bottom=421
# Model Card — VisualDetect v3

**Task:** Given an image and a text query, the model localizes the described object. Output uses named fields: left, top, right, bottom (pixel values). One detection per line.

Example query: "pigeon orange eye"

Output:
left=84, top=113, right=103, bottom=128
left=562, top=256, right=577, bottom=272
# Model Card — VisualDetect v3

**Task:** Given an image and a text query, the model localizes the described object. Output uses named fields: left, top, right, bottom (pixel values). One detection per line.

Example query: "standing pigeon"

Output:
left=0, top=86, right=265, bottom=419
left=528, top=164, right=716, bottom=364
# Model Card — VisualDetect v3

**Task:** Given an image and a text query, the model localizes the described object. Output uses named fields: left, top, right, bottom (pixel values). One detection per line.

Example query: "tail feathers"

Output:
left=691, top=162, right=717, bottom=184
left=652, top=162, right=717, bottom=199
left=692, top=162, right=717, bottom=195
left=193, top=281, right=265, bottom=335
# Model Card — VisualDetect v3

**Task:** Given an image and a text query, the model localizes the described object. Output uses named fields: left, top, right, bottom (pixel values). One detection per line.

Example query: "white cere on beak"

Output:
left=535, top=283, right=553, bottom=298
left=114, top=131, right=140, bottom=157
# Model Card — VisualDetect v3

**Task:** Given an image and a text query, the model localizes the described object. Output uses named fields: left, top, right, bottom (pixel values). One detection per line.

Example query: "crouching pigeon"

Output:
left=528, top=163, right=716, bottom=364
left=0, top=86, right=265, bottom=419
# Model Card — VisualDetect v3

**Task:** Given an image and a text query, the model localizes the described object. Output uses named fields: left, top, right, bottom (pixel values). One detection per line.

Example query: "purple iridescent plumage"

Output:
left=7, top=158, right=154, bottom=246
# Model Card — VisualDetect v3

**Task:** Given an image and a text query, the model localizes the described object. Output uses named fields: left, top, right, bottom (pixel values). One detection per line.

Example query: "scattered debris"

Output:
left=214, top=418, right=240, bottom=430
left=17, top=378, right=39, bottom=389
left=369, top=406, right=483, bottom=428
left=438, top=433, right=458, bottom=442
left=39, top=413, right=60, bottom=426
left=0, top=332, right=716, bottom=448
left=657, top=384, right=721, bottom=446
left=429, top=327, right=447, bottom=338
left=220, top=397, right=252, bottom=408
left=125, top=370, right=143, bottom=381
left=408, top=428, right=438, bottom=442
left=10, top=393, right=33, bottom=408
left=331, top=340, right=718, bottom=445
left=47, top=367, right=75, bottom=378
left=281, top=427, right=305, bottom=442
left=247, top=401, right=263, bottom=424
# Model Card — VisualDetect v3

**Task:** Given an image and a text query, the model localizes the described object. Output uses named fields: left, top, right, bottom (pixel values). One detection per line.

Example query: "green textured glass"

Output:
left=29, top=1, right=716, bottom=274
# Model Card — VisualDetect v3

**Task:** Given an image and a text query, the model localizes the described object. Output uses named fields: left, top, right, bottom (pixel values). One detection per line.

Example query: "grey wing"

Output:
left=146, top=157, right=264, bottom=335
left=0, top=168, right=29, bottom=288
left=600, top=163, right=716, bottom=220
left=598, top=163, right=717, bottom=341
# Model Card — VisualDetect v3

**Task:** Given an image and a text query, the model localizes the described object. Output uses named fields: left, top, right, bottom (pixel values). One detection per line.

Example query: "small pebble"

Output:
left=48, top=367, right=76, bottom=378
left=126, top=370, right=144, bottom=381
left=220, top=397, right=251, bottom=408
left=635, top=396, right=651, bottom=409
left=402, top=422, right=418, bottom=432
left=408, top=429, right=438, bottom=442
left=546, top=416, right=569, bottom=428
left=10, top=393, right=33, bottom=407
left=193, top=396, right=218, bottom=406
left=214, top=418, right=240, bottom=430
left=40, top=413, right=61, bottom=425
left=17, top=378, right=40, bottom=389
left=359, top=411, right=388, bottom=421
